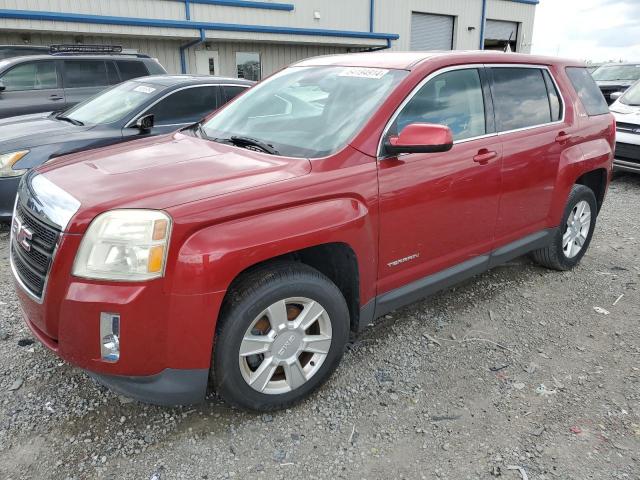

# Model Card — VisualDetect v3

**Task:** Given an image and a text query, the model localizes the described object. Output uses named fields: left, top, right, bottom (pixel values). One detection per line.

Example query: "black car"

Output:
left=0, top=75, right=253, bottom=221
left=592, top=63, right=640, bottom=104
left=0, top=45, right=167, bottom=118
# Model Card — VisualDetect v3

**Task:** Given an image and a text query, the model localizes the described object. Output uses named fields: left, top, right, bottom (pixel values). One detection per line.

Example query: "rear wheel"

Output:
left=211, top=262, right=350, bottom=411
left=531, top=184, right=597, bottom=271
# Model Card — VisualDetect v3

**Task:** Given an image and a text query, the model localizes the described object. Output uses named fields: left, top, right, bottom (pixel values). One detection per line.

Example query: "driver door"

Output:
left=377, top=67, right=502, bottom=295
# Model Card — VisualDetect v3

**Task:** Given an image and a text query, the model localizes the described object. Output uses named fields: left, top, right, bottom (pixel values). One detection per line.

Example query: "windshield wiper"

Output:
left=228, top=136, right=279, bottom=155
left=55, top=114, right=84, bottom=126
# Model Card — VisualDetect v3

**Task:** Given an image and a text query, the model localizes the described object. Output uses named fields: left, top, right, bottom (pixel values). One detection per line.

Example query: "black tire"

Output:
left=531, top=184, right=598, bottom=271
left=211, top=261, right=350, bottom=411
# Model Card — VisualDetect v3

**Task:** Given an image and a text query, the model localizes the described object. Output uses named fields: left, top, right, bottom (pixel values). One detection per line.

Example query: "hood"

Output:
left=611, top=101, right=640, bottom=123
left=0, top=113, right=92, bottom=151
left=37, top=132, right=311, bottom=233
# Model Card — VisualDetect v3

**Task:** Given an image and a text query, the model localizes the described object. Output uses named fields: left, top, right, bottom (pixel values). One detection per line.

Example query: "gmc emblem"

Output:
left=11, top=217, right=33, bottom=252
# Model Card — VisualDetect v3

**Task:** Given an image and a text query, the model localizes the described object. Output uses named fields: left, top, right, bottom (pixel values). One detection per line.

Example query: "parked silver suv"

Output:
left=0, top=45, right=166, bottom=118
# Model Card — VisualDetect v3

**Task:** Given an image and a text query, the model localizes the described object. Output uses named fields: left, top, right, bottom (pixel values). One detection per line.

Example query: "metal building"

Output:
left=0, top=0, right=538, bottom=78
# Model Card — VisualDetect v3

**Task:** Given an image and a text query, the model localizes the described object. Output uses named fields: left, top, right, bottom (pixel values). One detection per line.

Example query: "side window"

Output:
left=543, top=70, right=562, bottom=122
left=491, top=67, right=551, bottom=131
left=236, top=52, right=261, bottom=81
left=116, top=61, right=150, bottom=81
left=64, top=60, right=108, bottom=88
left=223, top=85, right=247, bottom=103
left=565, top=67, right=609, bottom=116
left=106, top=61, right=120, bottom=85
left=396, top=68, right=486, bottom=141
left=0, top=61, right=58, bottom=91
left=147, top=86, right=220, bottom=125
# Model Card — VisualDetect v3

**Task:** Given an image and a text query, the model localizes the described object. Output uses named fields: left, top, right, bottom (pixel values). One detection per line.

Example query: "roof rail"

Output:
left=47, top=44, right=151, bottom=58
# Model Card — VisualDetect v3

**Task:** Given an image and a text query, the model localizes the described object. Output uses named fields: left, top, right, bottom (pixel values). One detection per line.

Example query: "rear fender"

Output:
left=171, top=198, right=375, bottom=300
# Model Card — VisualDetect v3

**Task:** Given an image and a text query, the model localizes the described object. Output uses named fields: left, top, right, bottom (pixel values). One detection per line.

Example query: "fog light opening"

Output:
left=100, top=312, right=120, bottom=362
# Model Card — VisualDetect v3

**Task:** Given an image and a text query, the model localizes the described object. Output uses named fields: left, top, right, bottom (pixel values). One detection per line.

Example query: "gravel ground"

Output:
left=0, top=174, right=639, bottom=480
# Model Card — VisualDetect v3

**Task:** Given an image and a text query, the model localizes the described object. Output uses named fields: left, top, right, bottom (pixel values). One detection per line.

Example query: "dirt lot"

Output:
left=0, top=174, right=639, bottom=480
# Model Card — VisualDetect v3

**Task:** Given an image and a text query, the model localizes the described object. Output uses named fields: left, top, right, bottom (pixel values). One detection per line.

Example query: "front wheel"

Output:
left=211, top=262, right=350, bottom=411
left=531, top=184, right=598, bottom=271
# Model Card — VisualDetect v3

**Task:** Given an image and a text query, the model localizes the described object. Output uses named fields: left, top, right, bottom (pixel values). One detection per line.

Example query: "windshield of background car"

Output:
left=592, top=65, right=640, bottom=82
left=64, top=80, right=166, bottom=125
left=202, top=66, right=408, bottom=158
left=620, top=80, right=640, bottom=106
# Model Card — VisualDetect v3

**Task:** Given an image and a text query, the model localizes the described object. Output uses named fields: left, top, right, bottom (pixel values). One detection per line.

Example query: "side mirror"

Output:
left=135, top=114, right=154, bottom=132
left=0, top=81, right=5, bottom=93
left=610, top=91, right=623, bottom=102
left=384, top=123, right=453, bottom=156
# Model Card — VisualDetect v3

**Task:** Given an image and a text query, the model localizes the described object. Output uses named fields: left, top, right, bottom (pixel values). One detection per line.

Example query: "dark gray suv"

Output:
left=0, top=48, right=166, bottom=118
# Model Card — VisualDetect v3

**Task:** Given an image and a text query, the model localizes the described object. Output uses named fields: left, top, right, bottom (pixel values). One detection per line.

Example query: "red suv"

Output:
left=10, top=52, right=614, bottom=411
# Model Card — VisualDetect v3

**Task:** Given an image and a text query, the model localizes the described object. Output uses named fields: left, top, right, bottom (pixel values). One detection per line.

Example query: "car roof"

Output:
left=295, top=50, right=585, bottom=70
left=135, top=75, right=254, bottom=87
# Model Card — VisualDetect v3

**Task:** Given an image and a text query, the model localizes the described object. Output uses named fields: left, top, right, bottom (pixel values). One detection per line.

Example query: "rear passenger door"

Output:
left=136, top=85, right=223, bottom=134
left=0, top=60, right=64, bottom=118
left=62, top=60, right=111, bottom=108
left=489, top=66, right=571, bottom=245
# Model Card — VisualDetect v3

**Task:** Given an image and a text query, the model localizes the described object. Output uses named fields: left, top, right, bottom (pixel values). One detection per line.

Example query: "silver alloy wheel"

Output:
left=562, top=200, right=591, bottom=258
left=239, top=297, right=333, bottom=395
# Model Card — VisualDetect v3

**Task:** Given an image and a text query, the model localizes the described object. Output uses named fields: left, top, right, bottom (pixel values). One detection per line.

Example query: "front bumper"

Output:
left=14, top=232, right=226, bottom=406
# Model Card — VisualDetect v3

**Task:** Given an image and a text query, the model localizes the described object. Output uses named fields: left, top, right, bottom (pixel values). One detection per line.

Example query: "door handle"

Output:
left=473, top=149, right=498, bottom=165
left=555, top=131, right=572, bottom=143
left=49, top=95, right=63, bottom=101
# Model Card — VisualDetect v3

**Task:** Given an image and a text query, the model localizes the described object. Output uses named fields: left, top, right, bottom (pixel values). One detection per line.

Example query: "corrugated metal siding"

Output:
left=410, top=13, right=454, bottom=51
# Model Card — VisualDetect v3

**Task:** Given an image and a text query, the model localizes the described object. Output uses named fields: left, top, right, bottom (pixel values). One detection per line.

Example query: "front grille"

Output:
left=616, top=122, right=640, bottom=134
left=10, top=202, right=61, bottom=299
left=615, top=142, right=640, bottom=165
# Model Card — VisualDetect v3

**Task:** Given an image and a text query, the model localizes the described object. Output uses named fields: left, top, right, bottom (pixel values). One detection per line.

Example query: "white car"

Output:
left=610, top=81, right=640, bottom=174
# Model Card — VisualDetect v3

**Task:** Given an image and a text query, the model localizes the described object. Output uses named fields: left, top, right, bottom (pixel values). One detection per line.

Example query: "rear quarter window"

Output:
left=565, top=67, right=609, bottom=116
left=116, top=61, right=150, bottom=81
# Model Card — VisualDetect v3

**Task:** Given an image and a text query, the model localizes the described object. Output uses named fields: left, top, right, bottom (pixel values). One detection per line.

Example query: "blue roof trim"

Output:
left=508, top=0, right=539, bottom=4
left=0, top=9, right=399, bottom=41
left=186, top=0, right=294, bottom=11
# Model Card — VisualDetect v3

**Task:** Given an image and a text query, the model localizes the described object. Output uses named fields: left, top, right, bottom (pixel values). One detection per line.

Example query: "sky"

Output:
left=531, top=0, right=640, bottom=63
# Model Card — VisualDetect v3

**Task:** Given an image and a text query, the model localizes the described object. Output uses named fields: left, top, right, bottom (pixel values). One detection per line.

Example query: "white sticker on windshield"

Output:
left=133, top=85, right=156, bottom=94
left=339, top=67, right=389, bottom=79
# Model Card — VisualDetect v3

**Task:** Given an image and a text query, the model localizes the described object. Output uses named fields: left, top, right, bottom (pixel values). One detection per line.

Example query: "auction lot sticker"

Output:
left=339, top=67, right=389, bottom=79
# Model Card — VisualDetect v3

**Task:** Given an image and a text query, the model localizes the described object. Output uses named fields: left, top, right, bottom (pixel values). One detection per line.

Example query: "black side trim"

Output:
left=360, top=228, right=557, bottom=326
left=88, top=368, right=209, bottom=406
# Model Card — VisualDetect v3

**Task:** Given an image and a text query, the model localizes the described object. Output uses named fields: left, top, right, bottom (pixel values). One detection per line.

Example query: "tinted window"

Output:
left=396, top=68, right=486, bottom=141
left=0, top=61, right=58, bottom=91
left=144, top=60, right=166, bottom=75
left=223, top=85, right=247, bottom=102
left=147, top=86, right=220, bottom=124
left=116, top=61, right=149, bottom=81
left=64, top=60, right=108, bottom=88
left=106, top=61, right=120, bottom=85
left=566, top=67, right=609, bottom=116
left=491, top=68, right=551, bottom=131
left=543, top=70, right=562, bottom=121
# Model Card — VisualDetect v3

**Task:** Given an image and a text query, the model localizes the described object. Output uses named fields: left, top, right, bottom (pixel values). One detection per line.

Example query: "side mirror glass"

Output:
left=384, top=123, right=454, bottom=156
left=610, top=91, right=623, bottom=102
left=135, top=114, right=154, bottom=132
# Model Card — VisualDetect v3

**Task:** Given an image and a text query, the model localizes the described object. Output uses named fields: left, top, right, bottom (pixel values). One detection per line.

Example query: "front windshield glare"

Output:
left=202, top=66, right=408, bottom=158
left=621, top=81, right=640, bottom=106
left=64, top=81, right=163, bottom=125
left=592, top=65, right=640, bottom=82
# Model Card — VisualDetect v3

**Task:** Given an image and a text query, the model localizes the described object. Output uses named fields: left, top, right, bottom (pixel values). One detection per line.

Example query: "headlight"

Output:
left=73, top=209, right=172, bottom=281
left=0, top=150, right=29, bottom=178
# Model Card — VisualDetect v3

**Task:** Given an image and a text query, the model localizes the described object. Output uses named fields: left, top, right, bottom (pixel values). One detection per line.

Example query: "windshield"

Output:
left=592, top=65, right=640, bottom=82
left=63, top=81, right=165, bottom=125
left=620, top=80, right=640, bottom=106
left=202, top=66, right=408, bottom=158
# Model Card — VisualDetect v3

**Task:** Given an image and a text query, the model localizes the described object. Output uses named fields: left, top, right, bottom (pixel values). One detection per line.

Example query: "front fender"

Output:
left=170, top=197, right=376, bottom=301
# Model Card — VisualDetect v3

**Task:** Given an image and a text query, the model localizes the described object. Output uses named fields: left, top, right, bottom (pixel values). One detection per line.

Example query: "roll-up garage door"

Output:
left=485, top=20, right=518, bottom=42
left=410, top=12, right=454, bottom=51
